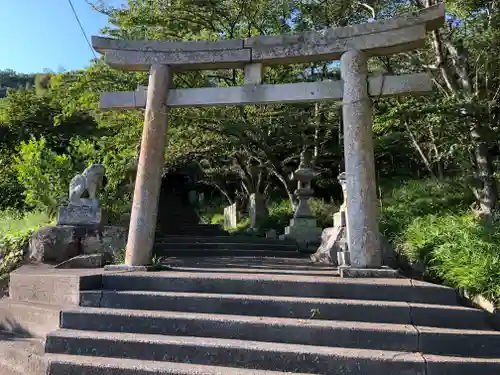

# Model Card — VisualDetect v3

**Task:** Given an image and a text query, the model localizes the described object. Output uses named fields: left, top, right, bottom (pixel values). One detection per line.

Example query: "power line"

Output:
left=67, top=0, right=98, bottom=59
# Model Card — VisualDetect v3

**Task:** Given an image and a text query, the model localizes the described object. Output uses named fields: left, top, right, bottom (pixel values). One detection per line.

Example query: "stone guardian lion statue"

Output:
left=69, top=163, right=106, bottom=208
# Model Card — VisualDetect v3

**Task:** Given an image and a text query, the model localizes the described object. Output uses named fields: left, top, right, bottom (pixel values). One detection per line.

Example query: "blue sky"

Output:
left=0, top=0, right=124, bottom=74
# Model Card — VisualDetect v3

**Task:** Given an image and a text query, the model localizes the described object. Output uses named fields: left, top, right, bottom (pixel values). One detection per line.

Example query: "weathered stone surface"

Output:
left=224, top=203, right=238, bottom=229
left=99, top=226, right=128, bottom=255
left=245, top=4, right=443, bottom=48
left=94, top=5, right=444, bottom=69
left=310, top=226, right=344, bottom=265
left=339, top=266, right=400, bottom=278
left=281, top=218, right=322, bottom=248
left=29, top=226, right=79, bottom=264
left=248, top=193, right=268, bottom=229
left=341, top=50, right=381, bottom=269
left=29, top=225, right=127, bottom=265
left=57, top=205, right=104, bottom=226
left=100, top=73, right=432, bottom=110
left=92, top=36, right=244, bottom=54
left=250, top=25, right=427, bottom=65
left=68, top=163, right=106, bottom=208
left=105, top=48, right=252, bottom=71
left=125, top=64, right=171, bottom=267
left=244, top=63, right=263, bottom=84
left=55, top=254, right=112, bottom=269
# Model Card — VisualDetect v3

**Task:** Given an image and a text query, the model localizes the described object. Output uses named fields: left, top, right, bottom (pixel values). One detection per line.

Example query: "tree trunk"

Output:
left=471, top=122, right=498, bottom=217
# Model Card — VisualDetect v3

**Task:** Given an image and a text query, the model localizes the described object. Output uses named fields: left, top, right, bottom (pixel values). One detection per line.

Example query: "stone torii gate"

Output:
left=93, top=5, right=444, bottom=270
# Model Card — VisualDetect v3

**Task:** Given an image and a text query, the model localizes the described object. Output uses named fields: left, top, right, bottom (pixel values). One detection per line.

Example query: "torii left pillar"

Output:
left=125, top=64, right=171, bottom=267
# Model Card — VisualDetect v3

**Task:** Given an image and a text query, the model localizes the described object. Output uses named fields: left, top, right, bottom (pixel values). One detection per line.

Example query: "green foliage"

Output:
left=0, top=210, right=52, bottom=280
left=258, top=200, right=293, bottom=234
left=381, top=179, right=500, bottom=302
left=14, top=138, right=75, bottom=216
left=380, top=179, right=474, bottom=243
left=113, top=248, right=126, bottom=265
left=400, top=213, right=500, bottom=303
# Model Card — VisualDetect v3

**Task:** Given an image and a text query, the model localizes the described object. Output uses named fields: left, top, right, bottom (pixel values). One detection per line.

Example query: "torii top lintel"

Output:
left=92, top=4, right=444, bottom=72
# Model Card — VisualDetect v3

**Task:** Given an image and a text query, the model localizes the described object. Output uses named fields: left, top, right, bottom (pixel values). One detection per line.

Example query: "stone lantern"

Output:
left=280, top=150, right=322, bottom=248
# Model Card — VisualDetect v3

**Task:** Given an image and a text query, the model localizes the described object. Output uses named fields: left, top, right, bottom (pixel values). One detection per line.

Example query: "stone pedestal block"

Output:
left=29, top=225, right=127, bottom=265
left=57, top=205, right=104, bottom=226
left=280, top=218, right=322, bottom=246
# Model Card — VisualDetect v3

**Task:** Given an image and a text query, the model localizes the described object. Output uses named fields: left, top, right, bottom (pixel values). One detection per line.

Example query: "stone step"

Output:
left=163, top=256, right=337, bottom=275
left=61, top=307, right=417, bottom=352
left=154, top=242, right=298, bottom=251
left=46, top=354, right=313, bottom=375
left=60, top=307, right=500, bottom=357
left=0, top=299, right=62, bottom=337
left=155, top=235, right=297, bottom=245
left=0, top=333, right=46, bottom=375
left=154, top=249, right=303, bottom=258
left=80, top=290, right=489, bottom=329
left=45, top=329, right=500, bottom=374
left=97, top=271, right=459, bottom=305
left=158, top=225, right=229, bottom=236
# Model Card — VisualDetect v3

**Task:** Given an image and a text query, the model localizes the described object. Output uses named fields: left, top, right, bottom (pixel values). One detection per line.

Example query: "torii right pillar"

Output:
left=340, top=50, right=382, bottom=269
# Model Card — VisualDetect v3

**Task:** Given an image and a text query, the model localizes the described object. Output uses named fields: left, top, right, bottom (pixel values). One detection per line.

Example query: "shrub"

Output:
left=380, top=179, right=473, bottom=242
left=0, top=210, right=52, bottom=280
left=14, top=138, right=75, bottom=217
left=258, top=200, right=293, bottom=234
left=381, top=178, right=500, bottom=303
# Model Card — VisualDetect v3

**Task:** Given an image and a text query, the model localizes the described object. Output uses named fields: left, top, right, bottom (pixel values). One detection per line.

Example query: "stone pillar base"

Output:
left=280, top=217, right=322, bottom=246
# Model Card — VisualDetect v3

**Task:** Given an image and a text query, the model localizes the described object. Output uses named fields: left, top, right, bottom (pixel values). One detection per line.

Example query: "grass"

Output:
left=380, top=178, right=500, bottom=304
left=0, top=210, right=52, bottom=280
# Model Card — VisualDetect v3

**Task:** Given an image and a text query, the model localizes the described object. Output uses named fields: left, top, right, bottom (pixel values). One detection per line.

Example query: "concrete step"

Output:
left=45, top=329, right=424, bottom=374
left=98, top=271, right=459, bottom=305
left=46, top=354, right=313, bottom=375
left=0, top=333, right=46, bottom=375
left=155, top=235, right=297, bottom=246
left=164, top=256, right=337, bottom=276
left=0, top=299, right=62, bottom=337
left=154, top=249, right=303, bottom=258
left=60, top=307, right=500, bottom=357
left=155, top=242, right=298, bottom=251
left=80, top=290, right=490, bottom=329
left=45, top=329, right=500, bottom=374
left=60, top=307, right=417, bottom=352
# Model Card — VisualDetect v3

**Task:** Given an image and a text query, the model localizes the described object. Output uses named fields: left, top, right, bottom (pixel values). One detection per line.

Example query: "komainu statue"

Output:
left=69, top=164, right=106, bottom=208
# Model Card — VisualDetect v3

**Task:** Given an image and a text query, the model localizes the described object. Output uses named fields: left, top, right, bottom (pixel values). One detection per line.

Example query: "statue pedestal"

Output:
left=57, top=204, right=105, bottom=226
left=280, top=218, right=322, bottom=248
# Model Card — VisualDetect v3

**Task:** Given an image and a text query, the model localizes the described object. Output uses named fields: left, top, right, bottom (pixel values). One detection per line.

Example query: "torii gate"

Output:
left=93, top=4, right=445, bottom=270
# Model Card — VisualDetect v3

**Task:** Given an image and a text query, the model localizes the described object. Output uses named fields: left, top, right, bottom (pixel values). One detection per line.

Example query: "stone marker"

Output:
left=224, top=203, right=238, bottom=229
left=248, top=193, right=268, bottom=229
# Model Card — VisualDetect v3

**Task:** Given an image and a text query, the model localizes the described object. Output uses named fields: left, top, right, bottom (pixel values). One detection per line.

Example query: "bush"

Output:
left=0, top=210, right=52, bottom=280
left=14, top=138, right=75, bottom=217
left=381, top=178, right=500, bottom=303
left=380, top=179, right=473, bottom=242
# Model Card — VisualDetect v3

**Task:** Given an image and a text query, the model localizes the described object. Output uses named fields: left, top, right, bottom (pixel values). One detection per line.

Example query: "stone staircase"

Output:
left=154, top=235, right=301, bottom=257
left=1, top=257, right=500, bottom=374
